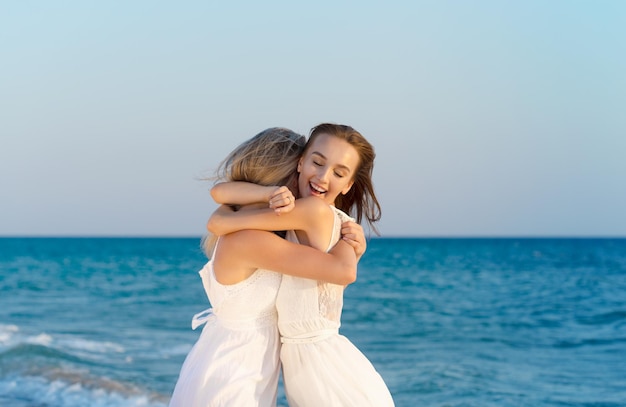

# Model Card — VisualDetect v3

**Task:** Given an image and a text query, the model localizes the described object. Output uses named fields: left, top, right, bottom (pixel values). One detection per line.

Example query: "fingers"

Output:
left=268, top=186, right=295, bottom=212
left=342, top=233, right=365, bottom=258
left=341, top=220, right=366, bottom=258
left=269, top=195, right=292, bottom=209
left=342, top=235, right=358, bottom=248
left=273, top=197, right=295, bottom=215
left=341, top=221, right=363, bottom=239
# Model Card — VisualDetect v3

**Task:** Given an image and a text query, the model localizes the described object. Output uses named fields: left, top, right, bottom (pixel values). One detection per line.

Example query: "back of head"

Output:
left=307, top=123, right=382, bottom=234
left=218, top=127, right=306, bottom=188
left=203, top=127, right=306, bottom=257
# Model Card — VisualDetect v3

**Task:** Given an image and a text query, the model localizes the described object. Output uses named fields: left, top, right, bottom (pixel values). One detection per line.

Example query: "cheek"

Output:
left=340, top=179, right=355, bottom=194
left=299, top=164, right=313, bottom=178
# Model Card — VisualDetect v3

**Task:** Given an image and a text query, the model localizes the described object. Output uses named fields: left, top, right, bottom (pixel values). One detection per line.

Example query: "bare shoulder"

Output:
left=218, top=230, right=300, bottom=267
left=213, top=231, right=272, bottom=284
left=295, top=196, right=334, bottom=217
left=292, top=198, right=335, bottom=237
left=221, top=229, right=275, bottom=247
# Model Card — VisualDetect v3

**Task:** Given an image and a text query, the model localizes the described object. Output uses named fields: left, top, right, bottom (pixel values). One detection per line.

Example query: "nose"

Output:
left=316, top=167, right=331, bottom=183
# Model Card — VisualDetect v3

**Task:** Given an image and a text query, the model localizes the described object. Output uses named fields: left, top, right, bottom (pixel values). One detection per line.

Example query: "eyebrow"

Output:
left=311, top=151, right=352, bottom=173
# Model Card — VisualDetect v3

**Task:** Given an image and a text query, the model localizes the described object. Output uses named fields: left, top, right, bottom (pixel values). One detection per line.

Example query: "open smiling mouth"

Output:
left=309, top=182, right=327, bottom=197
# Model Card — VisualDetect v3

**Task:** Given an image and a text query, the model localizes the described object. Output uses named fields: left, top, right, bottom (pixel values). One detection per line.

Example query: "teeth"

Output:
left=310, top=183, right=326, bottom=193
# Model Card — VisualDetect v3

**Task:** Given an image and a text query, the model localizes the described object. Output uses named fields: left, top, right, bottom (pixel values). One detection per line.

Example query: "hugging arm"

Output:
left=209, top=182, right=368, bottom=264
left=207, top=196, right=332, bottom=239
left=211, top=181, right=295, bottom=214
left=233, top=230, right=357, bottom=285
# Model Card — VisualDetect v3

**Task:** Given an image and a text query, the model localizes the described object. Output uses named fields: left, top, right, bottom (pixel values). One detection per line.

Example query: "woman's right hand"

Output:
left=268, top=186, right=295, bottom=214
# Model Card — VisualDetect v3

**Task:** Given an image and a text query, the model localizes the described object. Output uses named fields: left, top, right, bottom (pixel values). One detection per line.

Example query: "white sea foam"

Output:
left=0, top=374, right=169, bottom=407
left=59, top=336, right=126, bottom=354
left=0, top=324, right=126, bottom=359
left=26, top=332, right=53, bottom=346
left=0, top=324, right=19, bottom=345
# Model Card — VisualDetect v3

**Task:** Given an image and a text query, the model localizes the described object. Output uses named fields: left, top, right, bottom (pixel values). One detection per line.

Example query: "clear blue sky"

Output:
left=2, top=1, right=625, bottom=237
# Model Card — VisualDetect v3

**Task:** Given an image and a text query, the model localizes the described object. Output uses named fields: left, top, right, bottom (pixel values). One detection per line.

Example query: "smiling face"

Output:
left=296, top=133, right=360, bottom=206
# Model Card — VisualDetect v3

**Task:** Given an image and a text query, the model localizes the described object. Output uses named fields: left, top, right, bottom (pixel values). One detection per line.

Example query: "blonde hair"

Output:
left=203, top=127, right=306, bottom=257
left=217, top=127, right=305, bottom=187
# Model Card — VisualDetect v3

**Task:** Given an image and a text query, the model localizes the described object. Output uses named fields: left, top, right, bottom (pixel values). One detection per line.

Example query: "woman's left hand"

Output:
left=341, top=221, right=366, bottom=260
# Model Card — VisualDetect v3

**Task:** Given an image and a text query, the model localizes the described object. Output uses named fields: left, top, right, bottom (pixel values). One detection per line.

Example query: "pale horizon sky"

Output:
left=2, top=1, right=625, bottom=237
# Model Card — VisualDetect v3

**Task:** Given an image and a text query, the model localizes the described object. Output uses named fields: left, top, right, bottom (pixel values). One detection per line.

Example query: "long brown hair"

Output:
left=306, top=123, right=382, bottom=234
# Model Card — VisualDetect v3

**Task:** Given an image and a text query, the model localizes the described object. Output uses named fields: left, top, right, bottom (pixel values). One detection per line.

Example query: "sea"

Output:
left=0, top=237, right=625, bottom=407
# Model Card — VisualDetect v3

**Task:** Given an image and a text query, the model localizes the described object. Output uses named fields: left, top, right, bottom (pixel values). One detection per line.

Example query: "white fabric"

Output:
left=277, top=206, right=395, bottom=407
left=169, top=243, right=282, bottom=407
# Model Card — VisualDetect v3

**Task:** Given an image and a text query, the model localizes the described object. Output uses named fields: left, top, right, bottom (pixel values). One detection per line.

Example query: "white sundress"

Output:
left=169, top=240, right=282, bottom=407
left=277, top=206, right=395, bottom=406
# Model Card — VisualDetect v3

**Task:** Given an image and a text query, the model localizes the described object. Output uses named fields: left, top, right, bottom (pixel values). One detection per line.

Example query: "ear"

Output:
left=297, top=157, right=303, bottom=173
left=341, top=180, right=354, bottom=195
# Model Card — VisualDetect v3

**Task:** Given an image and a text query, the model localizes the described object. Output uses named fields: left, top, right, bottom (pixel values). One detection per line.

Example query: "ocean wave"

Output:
left=576, top=310, right=626, bottom=326
left=0, top=325, right=172, bottom=406
left=0, top=326, right=134, bottom=392
left=552, top=336, right=626, bottom=349
left=0, top=324, right=126, bottom=361
left=0, top=324, right=20, bottom=346
left=0, top=342, right=86, bottom=368
left=0, top=373, right=169, bottom=407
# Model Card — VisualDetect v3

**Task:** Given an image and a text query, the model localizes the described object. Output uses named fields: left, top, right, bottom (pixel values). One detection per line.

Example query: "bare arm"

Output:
left=224, top=229, right=356, bottom=285
left=211, top=182, right=275, bottom=205
left=207, top=197, right=333, bottom=240
left=211, top=181, right=295, bottom=214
